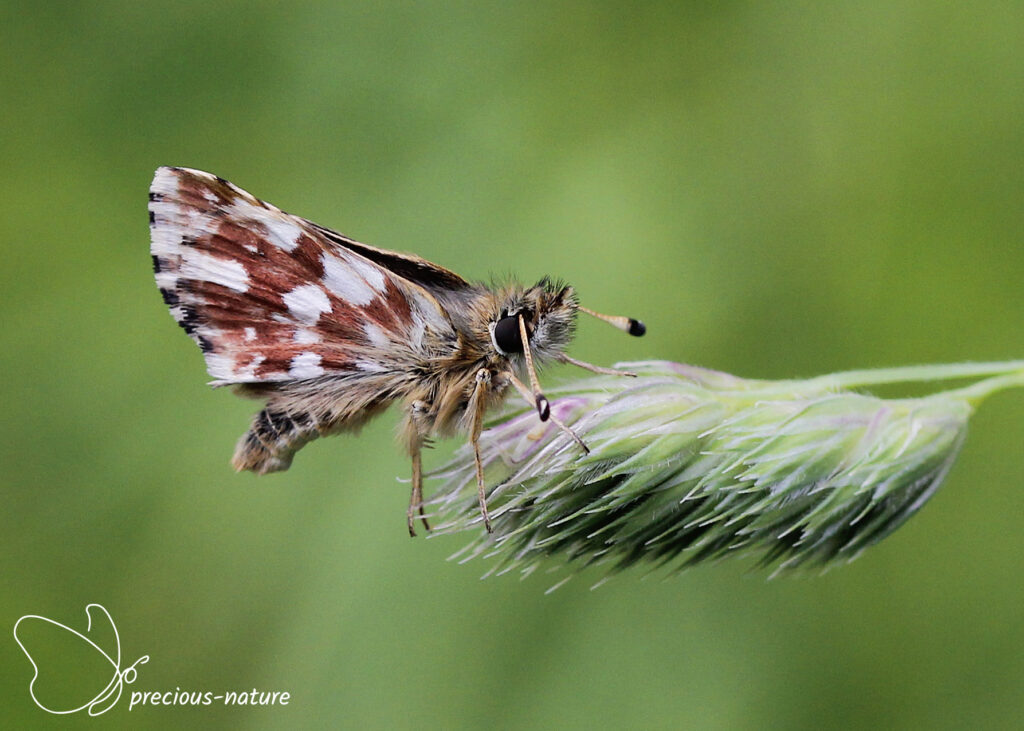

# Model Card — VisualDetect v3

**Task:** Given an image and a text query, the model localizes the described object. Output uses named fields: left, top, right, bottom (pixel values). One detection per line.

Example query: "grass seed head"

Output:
left=427, top=361, right=1014, bottom=579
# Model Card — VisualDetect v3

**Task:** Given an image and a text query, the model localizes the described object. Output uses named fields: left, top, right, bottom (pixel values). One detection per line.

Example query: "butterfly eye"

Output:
left=492, top=314, right=524, bottom=355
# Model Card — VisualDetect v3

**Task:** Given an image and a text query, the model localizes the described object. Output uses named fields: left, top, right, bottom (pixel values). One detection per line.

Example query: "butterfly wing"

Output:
left=149, top=166, right=464, bottom=385
left=150, top=167, right=475, bottom=473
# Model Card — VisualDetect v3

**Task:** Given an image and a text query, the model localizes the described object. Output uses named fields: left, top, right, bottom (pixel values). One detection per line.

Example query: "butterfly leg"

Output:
left=405, top=400, right=432, bottom=537
left=558, top=353, right=637, bottom=378
left=503, top=371, right=590, bottom=454
left=468, top=368, right=494, bottom=533
left=407, top=448, right=430, bottom=537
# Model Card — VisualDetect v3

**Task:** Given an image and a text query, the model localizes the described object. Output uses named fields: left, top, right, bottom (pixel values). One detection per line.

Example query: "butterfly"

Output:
left=149, top=167, right=644, bottom=535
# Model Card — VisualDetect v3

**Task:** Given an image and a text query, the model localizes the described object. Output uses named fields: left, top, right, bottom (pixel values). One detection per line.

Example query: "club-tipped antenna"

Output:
left=518, top=314, right=550, bottom=422
left=578, top=305, right=646, bottom=337
left=505, top=371, right=589, bottom=453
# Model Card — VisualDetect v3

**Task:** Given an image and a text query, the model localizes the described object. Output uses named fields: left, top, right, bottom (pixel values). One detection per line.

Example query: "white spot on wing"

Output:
left=149, top=170, right=207, bottom=258
left=294, top=328, right=320, bottom=344
left=283, top=284, right=331, bottom=325
left=179, top=250, right=250, bottom=292
left=227, top=197, right=302, bottom=252
left=204, top=352, right=236, bottom=381
left=264, top=217, right=303, bottom=252
left=349, top=254, right=386, bottom=292
left=355, top=359, right=387, bottom=372
left=154, top=271, right=178, bottom=292
left=407, top=312, right=426, bottom=351
left=150, top=167, right=183, bottom=198
left=244, top=327, right=256, bottom=342
left=289, top=352, right=324, bottom=378
left=322, top=253, right=376, bottom=305
left=362, top=322, right=391, bottom=348
left=149, top=223, right=180, bottom=258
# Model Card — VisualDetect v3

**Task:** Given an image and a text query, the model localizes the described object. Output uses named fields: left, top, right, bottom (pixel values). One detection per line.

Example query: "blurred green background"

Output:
left=2, top=2, right=1022, bottom=729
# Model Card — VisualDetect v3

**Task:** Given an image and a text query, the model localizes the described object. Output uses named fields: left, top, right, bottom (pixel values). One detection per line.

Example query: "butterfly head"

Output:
left=488, top=278, right=578, bottom=363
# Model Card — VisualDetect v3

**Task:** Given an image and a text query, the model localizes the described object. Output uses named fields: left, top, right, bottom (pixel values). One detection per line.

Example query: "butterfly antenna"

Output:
left=518, top=314, right=550, bottom=422
left=578, top=305, right=646, bottom=337
left=505, top=370, right=589, bottom=453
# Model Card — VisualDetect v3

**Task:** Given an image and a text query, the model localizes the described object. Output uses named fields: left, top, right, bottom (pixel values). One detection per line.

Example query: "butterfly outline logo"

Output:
left=13, top=603, right=149, bottom=716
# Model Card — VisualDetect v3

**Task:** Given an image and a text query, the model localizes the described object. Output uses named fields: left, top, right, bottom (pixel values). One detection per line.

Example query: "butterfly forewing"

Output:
left=149, top=167, right=456, bottom=384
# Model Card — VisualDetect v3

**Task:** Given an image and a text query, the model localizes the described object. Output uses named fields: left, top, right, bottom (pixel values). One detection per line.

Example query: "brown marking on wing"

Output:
left=183, top=279, right=283, bottom=328
left=206, top=220, right=321, bottom=287
left=175, top=169, right=241, bottom=208
left=317, top=301, right=365, bottom=343
left=292, top=233, right=326, bottom=278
